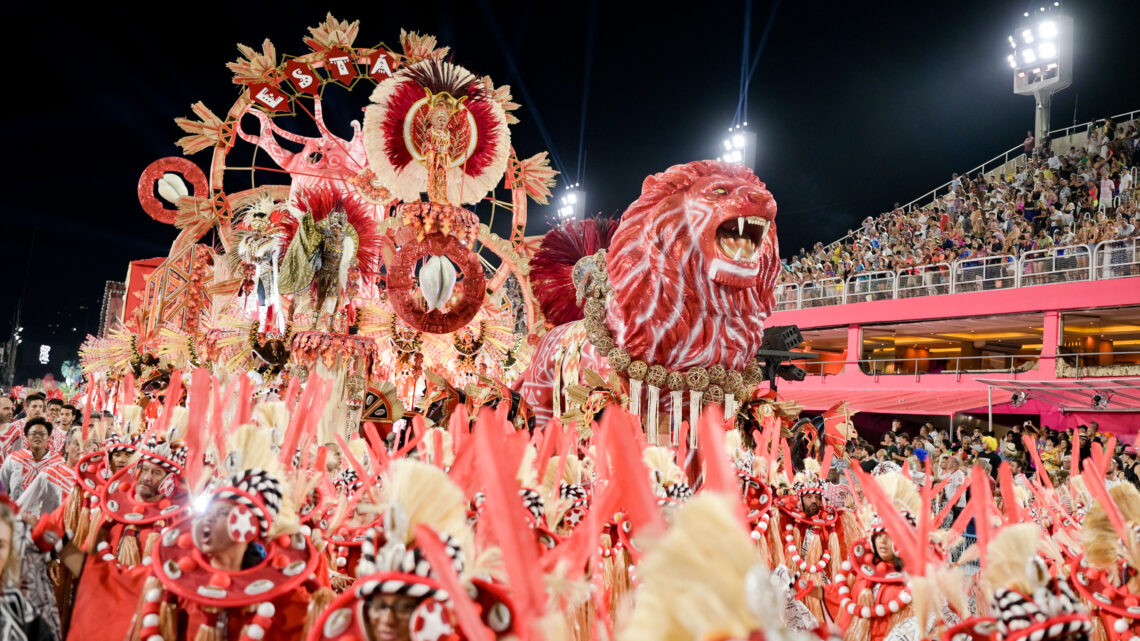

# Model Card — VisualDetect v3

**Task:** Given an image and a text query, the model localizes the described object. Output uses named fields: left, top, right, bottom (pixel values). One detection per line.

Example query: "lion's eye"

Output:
left=711, top=187, right=728, bottom=195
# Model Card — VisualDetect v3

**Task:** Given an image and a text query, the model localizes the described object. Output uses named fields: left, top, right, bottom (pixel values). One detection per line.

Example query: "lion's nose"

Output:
left=737, top=186, right=774, bottom=217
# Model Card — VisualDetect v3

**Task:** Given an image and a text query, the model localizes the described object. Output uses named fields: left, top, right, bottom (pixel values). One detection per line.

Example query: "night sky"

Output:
left=5, top=0, right=1139, bottom=380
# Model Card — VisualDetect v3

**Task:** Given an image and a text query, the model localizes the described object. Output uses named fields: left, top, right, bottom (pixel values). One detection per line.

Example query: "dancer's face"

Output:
left=134, top=462, right=169, bottom=501
left=365, top=594, right=421, bottom=641
left=802, top=493, right=821, bottom=516
left=193, top=499, right=239, bottom=557
left=873, top=532, right=895, bottom=563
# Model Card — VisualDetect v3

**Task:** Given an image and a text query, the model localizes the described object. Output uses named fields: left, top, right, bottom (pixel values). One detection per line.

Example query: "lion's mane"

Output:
left=604, top=160, right=779, bottom=371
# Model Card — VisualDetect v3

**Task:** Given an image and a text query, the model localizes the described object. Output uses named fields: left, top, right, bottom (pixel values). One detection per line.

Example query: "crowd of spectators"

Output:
left=780, top=117, right=1140, bottom=292
left=840, top=417, right=1139, bottom=527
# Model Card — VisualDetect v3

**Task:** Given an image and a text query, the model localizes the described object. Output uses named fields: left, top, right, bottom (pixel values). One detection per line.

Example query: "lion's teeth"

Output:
left=738, top=217, right=745, bottom=236
left=734, top=247, right=743, bottom=261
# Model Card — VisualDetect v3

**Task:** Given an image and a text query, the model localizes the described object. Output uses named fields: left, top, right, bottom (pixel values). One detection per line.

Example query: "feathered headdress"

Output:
left=363, top=59, right=510, bottom=205
left=619, top=493, right=825, bottom=641
left=207, top=423, right=296, bottom=540
left=983, top=523, right=1091, bottom=641
left=529, top=218, right=618, bottom=326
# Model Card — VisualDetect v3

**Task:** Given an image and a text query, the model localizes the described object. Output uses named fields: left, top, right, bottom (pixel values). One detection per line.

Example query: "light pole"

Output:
left=1007, top=6, right=1073, bottom=148
left=557, top=183, right=586, bottom=221
left=717, top=123, right=757, bottom=171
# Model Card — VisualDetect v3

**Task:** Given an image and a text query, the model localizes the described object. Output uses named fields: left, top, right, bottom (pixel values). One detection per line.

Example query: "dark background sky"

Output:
left=4, top=0, right=1139, bottom=381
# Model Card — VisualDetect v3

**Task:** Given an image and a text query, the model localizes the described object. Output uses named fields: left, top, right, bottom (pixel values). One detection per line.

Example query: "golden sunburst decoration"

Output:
left=174, top=102, right=228, bottom=155
left=304, top=13, right=360, bottom=51
left=507, top=151, right=559, bottom=205
left=483, top=78, right=521, bottom=125
left=399, top=29, right=449, bottom=63
left=227, top=39, right=279, bottom=85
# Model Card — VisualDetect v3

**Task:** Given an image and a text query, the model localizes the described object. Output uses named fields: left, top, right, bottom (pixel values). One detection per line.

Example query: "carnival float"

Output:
left=81, top=13, right=800, bottom=446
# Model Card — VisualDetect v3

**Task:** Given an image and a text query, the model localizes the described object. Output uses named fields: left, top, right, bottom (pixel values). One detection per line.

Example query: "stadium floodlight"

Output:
left=1007, top=10, right=1073, bottom=147
left=716, top=125, right=757, bottom=170
left=557, top=184, right=586, bottom=221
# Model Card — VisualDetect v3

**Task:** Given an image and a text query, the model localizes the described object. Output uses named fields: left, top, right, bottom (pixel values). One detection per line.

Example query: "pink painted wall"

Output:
left=770, top=278, right=1140, bottom=330
left=766, top=278, right=1140, bottom=440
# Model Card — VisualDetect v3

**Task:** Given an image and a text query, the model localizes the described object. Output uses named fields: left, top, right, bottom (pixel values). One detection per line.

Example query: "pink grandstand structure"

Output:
left=771, top=111, right=1140, bottom=440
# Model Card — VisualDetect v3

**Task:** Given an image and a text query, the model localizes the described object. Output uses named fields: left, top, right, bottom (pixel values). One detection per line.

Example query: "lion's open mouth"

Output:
left=715, top=216, right=769, bottom=264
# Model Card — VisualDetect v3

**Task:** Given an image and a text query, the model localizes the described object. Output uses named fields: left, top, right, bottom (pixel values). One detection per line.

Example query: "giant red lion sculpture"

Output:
left=519, top=160, right=780, bottom=425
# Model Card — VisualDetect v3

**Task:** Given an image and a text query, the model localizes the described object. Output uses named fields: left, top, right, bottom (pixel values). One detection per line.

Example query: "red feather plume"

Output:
left=529, top=218, right=618, bottom=326
left=472, top=408, right=544, bottom=633
left=598, top=409, right=665, bottom=539
left=998, top=462, right=1026, bottom=524
left=852, top=466, right=922, bottom=573
left=183, top=368, right=212, bottom=492
left=1021, top=434, right=1054, bottom=490
left=414, top=525, right=492, bottom=641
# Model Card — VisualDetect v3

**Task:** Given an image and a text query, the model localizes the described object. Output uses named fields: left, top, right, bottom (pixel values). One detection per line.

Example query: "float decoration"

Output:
left=89, top=14, right=560, bottom=435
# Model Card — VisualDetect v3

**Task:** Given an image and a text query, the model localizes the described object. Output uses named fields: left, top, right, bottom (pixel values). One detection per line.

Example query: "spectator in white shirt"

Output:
left=941, top=456, right=967, bottom=523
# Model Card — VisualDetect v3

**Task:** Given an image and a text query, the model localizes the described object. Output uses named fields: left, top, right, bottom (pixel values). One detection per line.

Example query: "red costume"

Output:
left=34, top=433, right=189, bottom=641
left=134, top=466, right=323, bottom=641
left=824, top=535, right=914, bottom=641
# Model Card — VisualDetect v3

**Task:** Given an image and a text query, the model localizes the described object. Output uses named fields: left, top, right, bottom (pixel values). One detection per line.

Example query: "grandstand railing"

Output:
left=1019, top=245, right=1091, bottom=286
left=951, top=255, right=1018, bottom=294
left=844, top=270, right=896, bottom=303
left=896, top=263, right=951, bottom=298
left=1094, top=238, right=1140, bottom=279
left=774, top=283, right=800, bottom=312
left=777, top=241, right=1139, bottom=310
left=799, top=277, right=844, bottom=308
left=1046, top=107, right=1140, bottom=140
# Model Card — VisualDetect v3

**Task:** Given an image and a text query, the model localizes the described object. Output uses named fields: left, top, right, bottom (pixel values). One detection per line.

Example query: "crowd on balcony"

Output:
left=779, top=116, right=1140, bottom=292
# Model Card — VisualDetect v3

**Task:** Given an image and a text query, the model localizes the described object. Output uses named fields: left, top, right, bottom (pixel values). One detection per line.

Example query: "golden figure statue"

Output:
left=421, top=90, right=465, bottom=204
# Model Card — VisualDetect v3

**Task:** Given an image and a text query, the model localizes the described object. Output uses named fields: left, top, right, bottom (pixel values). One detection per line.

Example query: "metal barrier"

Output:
left=901, top=149, right=1028, bottom=213
left=800, top=277, right=843, bottom=308
left=897, top=263, right=951, bottom=298
left=1046, top=108, right=1140, bottom=140
left=952, top=533, right=980, bottom=575
left=1095, top=238, right=1140, bottom=279
left=844, top=270, right=895, bottom=303
left=951, top=255, right=1017, bottom=293
left=777, top=241, right=1140, bottom=310
left=1019, top=244, right=1092, bottom=287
